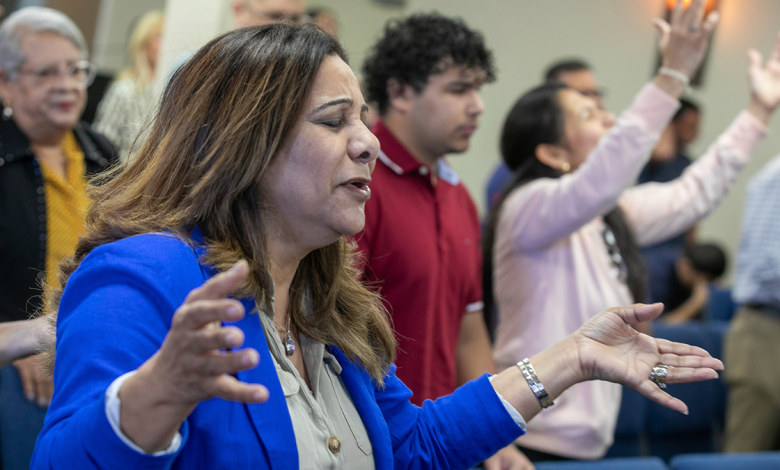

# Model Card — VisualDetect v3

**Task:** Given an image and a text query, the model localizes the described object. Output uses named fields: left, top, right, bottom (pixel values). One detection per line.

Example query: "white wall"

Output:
left=92, top=0, right=166, bottom=72
left=307, top=0, right=405, bottom=79
left=407, top=0, right=780, bottom=280
left=155, top=0, right=230, bottom=84
left=154, top=0, right=405, bottom=81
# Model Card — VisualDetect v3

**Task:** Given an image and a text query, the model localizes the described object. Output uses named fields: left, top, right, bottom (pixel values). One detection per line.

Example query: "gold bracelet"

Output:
left=517, top=358, right=555, bottom=409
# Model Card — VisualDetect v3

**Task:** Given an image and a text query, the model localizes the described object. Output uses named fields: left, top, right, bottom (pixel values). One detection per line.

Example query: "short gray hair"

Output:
left=0, top=7, right=88, bottom=80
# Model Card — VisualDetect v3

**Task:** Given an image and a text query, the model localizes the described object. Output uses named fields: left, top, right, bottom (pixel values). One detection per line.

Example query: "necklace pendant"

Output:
left=284, top=331, right=295, bottom=356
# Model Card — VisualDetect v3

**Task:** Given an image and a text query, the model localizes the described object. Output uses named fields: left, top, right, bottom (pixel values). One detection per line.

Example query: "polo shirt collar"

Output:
left=372, top=119, right=460, bottom=186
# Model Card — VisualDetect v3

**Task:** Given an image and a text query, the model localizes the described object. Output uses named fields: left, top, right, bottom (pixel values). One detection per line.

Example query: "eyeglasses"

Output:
left=603, top=226, right=628, bottom=283
left=17, top=60, right=97, bottom=90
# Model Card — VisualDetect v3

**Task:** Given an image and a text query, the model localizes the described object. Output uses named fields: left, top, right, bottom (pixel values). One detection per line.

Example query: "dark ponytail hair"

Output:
left=482, top=82, right=647, bottom=339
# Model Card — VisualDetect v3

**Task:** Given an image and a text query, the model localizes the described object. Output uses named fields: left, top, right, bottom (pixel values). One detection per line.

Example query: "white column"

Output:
left=156, top=0, right=231, bottom=87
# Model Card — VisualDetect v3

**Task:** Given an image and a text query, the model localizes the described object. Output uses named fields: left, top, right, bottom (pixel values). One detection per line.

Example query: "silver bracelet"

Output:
left=658, top=67, right=691, bottom=87
left=517, top=358, right=555, bottom=409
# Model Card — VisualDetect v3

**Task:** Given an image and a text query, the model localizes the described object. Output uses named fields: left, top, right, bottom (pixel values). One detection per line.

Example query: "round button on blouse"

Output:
left=327, top=436, right=341, bottom=454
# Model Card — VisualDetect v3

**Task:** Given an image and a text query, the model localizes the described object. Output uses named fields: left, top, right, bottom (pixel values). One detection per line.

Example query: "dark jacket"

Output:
left=0, top=118, right=117, bottom=322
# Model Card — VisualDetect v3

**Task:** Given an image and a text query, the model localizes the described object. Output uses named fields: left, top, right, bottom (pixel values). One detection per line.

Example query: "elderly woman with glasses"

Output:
left=0, top=5, right=116, bottom=440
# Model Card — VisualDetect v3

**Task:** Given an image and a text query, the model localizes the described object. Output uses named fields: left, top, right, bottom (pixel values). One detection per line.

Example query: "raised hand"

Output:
left=118, top=260, right=268, bottom=453
left=747, top=32, right=780, bottom=124
left=572, top=303, right=723, bottom=414
left=654, top=0, right=719, bottom=79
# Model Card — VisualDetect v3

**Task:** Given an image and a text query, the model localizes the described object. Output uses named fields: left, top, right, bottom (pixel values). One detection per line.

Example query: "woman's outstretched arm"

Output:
left=621, top=32, right=780, bottom=247
left=491, top=303, right=723, bottom=423
left=382, top=302, right=723, bottom=470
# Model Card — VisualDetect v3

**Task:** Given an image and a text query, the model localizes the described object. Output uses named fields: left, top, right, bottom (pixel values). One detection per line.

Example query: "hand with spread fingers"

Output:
left=747, top=32, right=780, bottom=124
left=653, top=0, right=720, bottom=80
left=117, top=260, right=269, bottom=453
left=572, top=303, right=723, bottom=415
left=491, top=303, right=723, bottom=425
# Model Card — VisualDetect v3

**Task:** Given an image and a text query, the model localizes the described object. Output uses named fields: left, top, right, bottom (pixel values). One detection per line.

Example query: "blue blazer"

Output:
left=32, top=233, right=523, bottom=469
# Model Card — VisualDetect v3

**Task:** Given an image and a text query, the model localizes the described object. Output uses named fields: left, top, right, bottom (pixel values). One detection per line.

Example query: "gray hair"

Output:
left=0, top=7, right=88, bottom=80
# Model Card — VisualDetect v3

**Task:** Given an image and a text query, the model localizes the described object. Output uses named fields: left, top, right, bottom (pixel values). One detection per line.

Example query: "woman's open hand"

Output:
left=747, top=32, right=780, bottom=124
left=118, top=260, right=268, bottom=453
left=654, top=0, right=719, bottom=79
left=571, top=303, right=723, bottom=414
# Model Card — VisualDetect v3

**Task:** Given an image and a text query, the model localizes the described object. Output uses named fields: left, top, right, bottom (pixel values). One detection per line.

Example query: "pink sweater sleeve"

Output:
left=620, top=111, right=768, bottom=247
left=499, top=83, right=679, bottom=252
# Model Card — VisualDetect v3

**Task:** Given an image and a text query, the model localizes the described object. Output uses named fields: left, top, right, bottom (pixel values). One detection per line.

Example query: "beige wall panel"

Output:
left=48, top=0, right=101, bottom=49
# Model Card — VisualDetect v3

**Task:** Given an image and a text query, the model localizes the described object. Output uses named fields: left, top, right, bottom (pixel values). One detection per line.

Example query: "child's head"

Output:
left=676, top=243, right=727, bottom=287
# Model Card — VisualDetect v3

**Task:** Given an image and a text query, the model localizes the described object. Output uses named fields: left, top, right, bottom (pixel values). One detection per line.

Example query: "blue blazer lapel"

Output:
left=233, top=298, right=298, bottom=470
left=329, top=347, right=393, bottom=470
left=193, top=246, right=297, bottom=470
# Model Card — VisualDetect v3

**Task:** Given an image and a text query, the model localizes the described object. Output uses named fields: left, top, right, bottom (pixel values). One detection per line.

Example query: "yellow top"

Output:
left=40, top=132, right=90, bottom=290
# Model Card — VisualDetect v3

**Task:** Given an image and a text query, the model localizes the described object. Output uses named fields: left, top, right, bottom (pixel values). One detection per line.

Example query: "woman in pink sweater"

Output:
left=484, top=2, right=780, bottom=461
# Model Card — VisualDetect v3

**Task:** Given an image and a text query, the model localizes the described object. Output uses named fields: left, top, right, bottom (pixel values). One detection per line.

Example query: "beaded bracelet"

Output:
left=517, top=358, right=555, bottom=409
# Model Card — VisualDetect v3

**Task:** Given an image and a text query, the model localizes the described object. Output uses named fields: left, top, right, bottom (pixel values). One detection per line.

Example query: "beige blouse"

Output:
left=258, top=304, right=375, bottom=470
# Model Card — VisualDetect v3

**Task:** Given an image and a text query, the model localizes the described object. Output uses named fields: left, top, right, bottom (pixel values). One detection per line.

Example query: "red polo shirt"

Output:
left=355, top=120, right=483, bottom=405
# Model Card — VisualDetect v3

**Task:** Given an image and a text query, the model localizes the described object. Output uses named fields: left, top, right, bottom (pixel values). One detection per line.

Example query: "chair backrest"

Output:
left=671, top=451, right=780, bottom=470
left=604, top=386, right=648, bottom=458
left=536, top=456, right=669, bottom=470
left=704, top=286, right=736, bottom=323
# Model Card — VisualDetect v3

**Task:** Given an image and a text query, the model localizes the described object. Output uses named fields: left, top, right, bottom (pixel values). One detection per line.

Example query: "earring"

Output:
left=1, top=100, right=12, bottom=120
left=561, top=162, right=570, bottom=173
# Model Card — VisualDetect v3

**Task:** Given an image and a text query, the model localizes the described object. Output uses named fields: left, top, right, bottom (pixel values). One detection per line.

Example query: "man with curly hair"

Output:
left=356, top=13, right=533, bottom=469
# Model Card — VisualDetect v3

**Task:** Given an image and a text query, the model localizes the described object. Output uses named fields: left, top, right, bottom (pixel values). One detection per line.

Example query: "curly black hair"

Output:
left=363, top=12, right=496, bottom=115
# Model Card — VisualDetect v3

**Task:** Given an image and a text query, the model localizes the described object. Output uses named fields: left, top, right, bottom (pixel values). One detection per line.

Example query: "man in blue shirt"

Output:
left=724, top=154, right=780, bottom=452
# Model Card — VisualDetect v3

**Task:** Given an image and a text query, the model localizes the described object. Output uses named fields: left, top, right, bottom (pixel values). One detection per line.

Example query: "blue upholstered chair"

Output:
left=536, top=456, right=669, bottom=470
left=703, top=286, right=737, bottom=323
left=0, top=365, right=48, bottom=469
left=604, top=386, right=648, bottom=458
left=670, top=451, right=780, bottom=470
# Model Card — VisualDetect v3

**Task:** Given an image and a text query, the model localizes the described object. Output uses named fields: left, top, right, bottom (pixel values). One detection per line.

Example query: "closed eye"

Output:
left=321, top=119, right=344, bottom=129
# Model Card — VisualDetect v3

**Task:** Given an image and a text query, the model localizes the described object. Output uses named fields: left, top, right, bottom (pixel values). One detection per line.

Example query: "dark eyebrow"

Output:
left=446, top=79, right=483, bottom=89
left=361, top=104, right=369, bottom=114
left=312, top=98, right=353, bottom=113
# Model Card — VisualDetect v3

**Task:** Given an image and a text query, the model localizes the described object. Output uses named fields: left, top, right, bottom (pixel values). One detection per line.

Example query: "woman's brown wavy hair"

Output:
left=43, top=24, right=396, bottom=382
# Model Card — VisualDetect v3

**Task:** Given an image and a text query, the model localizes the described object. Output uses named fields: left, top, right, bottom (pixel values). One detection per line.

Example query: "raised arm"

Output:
left=503, top=0, right=719, bottom=251
left=118, top=260, right=267, bottom=453
left=501, top=84, right=677, bottom=251
left=621, top=32, right=780, bottom=246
